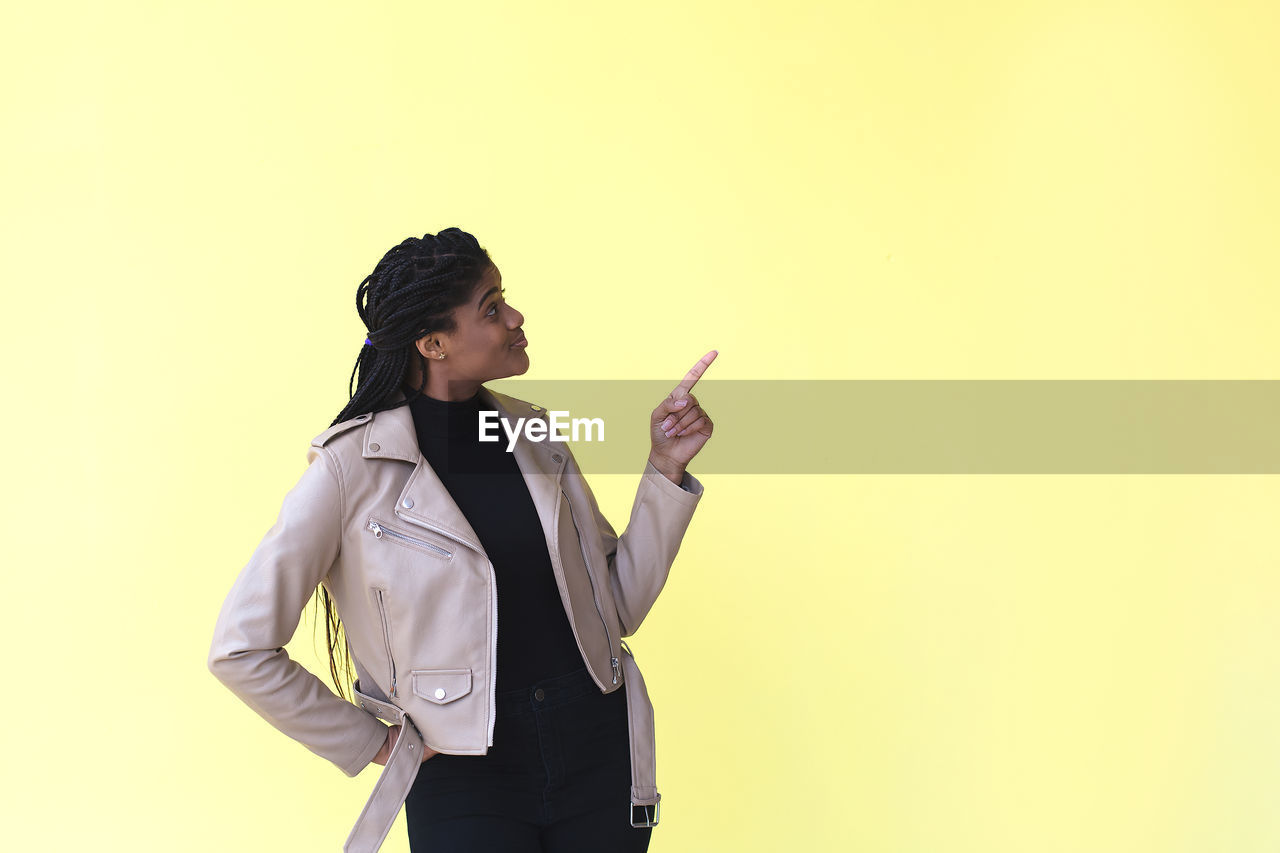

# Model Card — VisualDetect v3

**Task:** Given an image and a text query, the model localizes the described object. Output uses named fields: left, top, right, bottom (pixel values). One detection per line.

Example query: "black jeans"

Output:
left=404, top=664, right=653, bottom=852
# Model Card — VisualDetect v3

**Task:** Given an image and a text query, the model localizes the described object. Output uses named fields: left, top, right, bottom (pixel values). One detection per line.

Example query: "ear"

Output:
left=415, top=335, right=443, bottom=360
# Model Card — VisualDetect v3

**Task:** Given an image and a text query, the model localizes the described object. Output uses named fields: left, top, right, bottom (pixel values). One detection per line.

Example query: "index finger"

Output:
left=670, top=349, right=718, bottom=400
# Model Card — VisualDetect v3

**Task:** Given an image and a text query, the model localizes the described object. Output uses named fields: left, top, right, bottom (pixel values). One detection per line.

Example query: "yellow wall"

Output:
left=2, top=1, right=1278, bottom=850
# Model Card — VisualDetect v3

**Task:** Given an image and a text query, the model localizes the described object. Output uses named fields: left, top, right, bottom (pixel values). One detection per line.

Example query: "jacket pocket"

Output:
left=366, top=516, right=453, bottom=559
left=411, top=668, right=473, bottom=705
left=371, top=586, right=398, bottom=698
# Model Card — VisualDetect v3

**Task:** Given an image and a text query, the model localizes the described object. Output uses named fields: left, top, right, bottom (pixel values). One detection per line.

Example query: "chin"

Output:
left=496, top=351, right=531, bottom=378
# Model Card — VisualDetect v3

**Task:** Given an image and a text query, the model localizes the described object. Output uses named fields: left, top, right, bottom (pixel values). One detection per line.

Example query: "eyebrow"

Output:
left=476, top=275, right=504, bottom=310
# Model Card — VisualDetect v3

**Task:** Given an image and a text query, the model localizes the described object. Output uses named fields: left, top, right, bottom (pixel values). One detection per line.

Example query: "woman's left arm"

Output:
left=581, top=351, right=718, bottom=637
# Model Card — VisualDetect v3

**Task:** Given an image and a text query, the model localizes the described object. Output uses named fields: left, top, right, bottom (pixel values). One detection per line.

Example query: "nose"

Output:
left=509, top=305, right=524, bottom=326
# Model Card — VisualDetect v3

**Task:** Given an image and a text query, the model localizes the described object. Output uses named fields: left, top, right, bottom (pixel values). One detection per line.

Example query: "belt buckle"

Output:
left=630, top=800, right=660, bottom=828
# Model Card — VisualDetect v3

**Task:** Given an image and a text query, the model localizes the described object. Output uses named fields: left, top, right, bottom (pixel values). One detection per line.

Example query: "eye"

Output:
left=487, top=287, right=507, bottom=317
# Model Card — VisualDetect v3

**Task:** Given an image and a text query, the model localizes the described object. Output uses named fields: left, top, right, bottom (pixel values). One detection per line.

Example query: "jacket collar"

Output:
left=361, top=385, right=569, bottom=558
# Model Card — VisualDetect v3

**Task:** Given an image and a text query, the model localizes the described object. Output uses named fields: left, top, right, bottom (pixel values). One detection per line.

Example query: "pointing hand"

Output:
left=649, top=350, right=717, bottom=481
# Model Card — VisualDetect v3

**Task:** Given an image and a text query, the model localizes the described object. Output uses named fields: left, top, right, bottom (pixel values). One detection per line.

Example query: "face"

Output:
left=412, top=265, right=529, bottom=396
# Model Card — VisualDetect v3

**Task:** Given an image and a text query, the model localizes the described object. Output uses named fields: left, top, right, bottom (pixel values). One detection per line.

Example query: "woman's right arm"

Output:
left=206, top=444, right=390, bottom=777
left=371, top=725, right=440, bottom=765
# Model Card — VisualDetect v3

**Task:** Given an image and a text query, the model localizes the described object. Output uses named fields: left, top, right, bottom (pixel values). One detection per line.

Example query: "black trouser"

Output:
left=404, top=664, right=653, bottom=852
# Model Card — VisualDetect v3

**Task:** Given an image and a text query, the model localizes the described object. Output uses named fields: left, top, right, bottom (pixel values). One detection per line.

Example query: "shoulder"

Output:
left=309, top=411, right=374, bottom=449
left=484, top=387, right=550, bottom=421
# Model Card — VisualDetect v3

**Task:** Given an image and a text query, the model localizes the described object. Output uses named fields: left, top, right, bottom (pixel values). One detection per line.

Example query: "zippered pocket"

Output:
left=371, top=586, right=398, bottom=698
left=366, top=516, right=453, bottom=559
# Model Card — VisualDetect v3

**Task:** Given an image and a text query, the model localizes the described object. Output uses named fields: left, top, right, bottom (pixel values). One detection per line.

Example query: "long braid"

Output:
left=317, top=227, right=493, bottom=700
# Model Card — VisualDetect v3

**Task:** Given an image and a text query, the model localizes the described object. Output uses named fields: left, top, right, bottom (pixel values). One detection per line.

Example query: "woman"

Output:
left=207, top=228, right=715, bottom=853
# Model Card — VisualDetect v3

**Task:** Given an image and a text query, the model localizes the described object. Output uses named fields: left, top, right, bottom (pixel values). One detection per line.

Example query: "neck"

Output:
left=402, top=374, right=481, bottom=402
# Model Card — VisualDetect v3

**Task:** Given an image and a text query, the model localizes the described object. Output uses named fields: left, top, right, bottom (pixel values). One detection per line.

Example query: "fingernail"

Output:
left=675, top=399, right=688, bottom=408
left=661, top=418, right=672, bottom=430
left=665, top=428, right=675, bottom=437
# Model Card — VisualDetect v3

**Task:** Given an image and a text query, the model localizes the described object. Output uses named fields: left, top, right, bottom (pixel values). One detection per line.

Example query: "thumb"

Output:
left=653, top=395, right=690, bottom=421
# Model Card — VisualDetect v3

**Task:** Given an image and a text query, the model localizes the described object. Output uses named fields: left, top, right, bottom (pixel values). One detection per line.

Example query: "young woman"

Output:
left=207, top=228, right=715, bottom=852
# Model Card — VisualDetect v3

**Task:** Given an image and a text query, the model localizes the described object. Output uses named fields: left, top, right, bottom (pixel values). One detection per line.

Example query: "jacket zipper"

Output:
left=372, top=588, right=397, bottom=698
left=393, top=511, right=499, bottom=748
left=564, top=492, right=621, bottom=685
left=486, top=559, right=498, bottom=746
left=367, top=518, right=452, bottom=558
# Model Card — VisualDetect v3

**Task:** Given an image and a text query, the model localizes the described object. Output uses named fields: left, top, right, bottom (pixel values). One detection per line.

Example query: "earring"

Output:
left=436, top=353, right=446, bottom=360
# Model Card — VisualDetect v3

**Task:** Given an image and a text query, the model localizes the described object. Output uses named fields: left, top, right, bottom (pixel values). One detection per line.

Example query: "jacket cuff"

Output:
left=341, top=715, right=390, bottom=777
left=642, top=459, right=704, bottom=507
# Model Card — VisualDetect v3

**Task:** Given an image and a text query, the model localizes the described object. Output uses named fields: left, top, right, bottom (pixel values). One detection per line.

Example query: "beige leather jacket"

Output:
left=207, top=385, right=704, bottom=852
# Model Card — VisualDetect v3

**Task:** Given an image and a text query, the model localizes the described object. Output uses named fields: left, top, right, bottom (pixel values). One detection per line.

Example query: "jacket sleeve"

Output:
left=579, top=458, right=705, bottom=638
left=206, top=444, right=389, bottom=778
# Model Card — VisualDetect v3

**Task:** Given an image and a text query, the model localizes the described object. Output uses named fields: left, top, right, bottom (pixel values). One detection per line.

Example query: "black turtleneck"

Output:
left=402, top=385, right=586, bottom=693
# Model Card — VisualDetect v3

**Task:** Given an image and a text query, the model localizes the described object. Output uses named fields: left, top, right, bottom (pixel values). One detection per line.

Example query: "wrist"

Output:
left=647, top=453, right=685, bottom=485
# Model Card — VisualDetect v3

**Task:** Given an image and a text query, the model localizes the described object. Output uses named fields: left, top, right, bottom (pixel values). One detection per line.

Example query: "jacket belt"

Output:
left=343, top=651, right=660, bottom=852
left=344, top=683, right=426, bottom=853
left=619, top=643, right=662, bottom=827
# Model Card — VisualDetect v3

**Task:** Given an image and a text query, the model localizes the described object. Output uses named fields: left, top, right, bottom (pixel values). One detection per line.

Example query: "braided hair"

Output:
left=331, top=227, right=494, bottom=426
left=318, top=227, right=493, bottom=701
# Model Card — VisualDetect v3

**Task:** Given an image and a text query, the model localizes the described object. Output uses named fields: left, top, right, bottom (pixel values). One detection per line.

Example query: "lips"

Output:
left=511, top=334, right=528, bottom=348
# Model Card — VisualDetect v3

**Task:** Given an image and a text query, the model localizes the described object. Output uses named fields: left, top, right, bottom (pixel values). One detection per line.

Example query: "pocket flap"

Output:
left=411, top=668, right=473, bottom=705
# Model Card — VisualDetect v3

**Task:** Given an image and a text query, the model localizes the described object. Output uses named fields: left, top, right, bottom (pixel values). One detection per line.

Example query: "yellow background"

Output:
left=3, top=0, right=1278, bottom=850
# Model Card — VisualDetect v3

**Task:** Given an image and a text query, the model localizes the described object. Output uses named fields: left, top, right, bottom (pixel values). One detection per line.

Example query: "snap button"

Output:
left=434, top=688, right=446, bottom=700
left=370, top=442, right=381, bottom=452
left=403, top=497, right=414, bottom=508
left=534, top=688, right=545, bottom=701
left=408, top=743, right=415, bottom=750
left=530, top=404, right=542, bottom=411
left=551, top=453, right=562, bottom=463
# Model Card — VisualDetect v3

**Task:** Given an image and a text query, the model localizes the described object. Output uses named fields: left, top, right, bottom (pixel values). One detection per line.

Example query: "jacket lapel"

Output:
left=361, top=385, right=569, bottom=561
